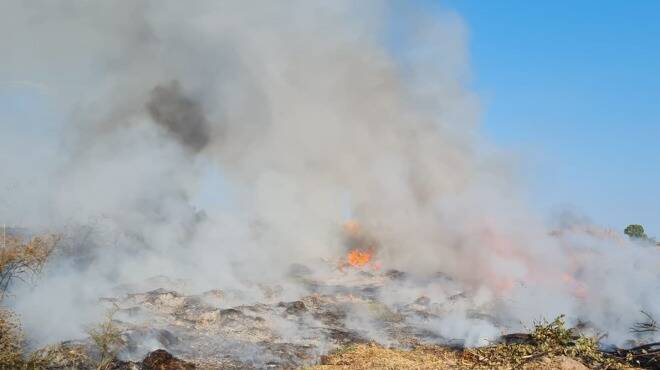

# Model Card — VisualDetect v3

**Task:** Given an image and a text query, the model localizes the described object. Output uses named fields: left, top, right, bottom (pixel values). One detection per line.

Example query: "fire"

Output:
left=347, top=249, right=372, bottom=267
left=339, top=221, right=379, bottom=270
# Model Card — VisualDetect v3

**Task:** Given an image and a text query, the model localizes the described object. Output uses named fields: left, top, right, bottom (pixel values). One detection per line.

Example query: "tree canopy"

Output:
left=624, top=224, right=647, bottom=239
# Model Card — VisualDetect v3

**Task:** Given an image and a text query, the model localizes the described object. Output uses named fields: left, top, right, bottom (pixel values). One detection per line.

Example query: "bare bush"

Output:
left=0, top=234, right=57, bottom=301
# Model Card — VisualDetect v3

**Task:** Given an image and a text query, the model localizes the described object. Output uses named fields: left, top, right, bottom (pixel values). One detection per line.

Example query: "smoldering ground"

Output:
left=0, top=0, right=658, bottom=358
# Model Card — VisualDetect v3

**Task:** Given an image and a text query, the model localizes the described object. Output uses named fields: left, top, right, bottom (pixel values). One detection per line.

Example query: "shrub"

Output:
left=87, top=308, right=126, bottom=370
left=464, top=315, right=619, bottom=368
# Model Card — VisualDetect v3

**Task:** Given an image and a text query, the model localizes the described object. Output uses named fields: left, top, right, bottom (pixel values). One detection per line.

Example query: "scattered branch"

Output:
left=631, top=311, right=659, bottom=334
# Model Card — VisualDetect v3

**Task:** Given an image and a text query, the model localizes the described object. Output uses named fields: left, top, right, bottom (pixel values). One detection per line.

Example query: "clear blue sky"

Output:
left=438, top=0, right=660, bottom=235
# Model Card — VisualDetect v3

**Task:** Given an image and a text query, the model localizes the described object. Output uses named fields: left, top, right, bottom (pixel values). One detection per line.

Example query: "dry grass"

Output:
left=0, top=308, right=58, bottom=369
left=309, top=343, right=631, bottom=370
left=29, top=343, right=94, bottom=370
left=308, top=316, right=642, bottom=370
left=310, top=343, right=463, bottom=370
left=0, top=308, right=25, bottom=369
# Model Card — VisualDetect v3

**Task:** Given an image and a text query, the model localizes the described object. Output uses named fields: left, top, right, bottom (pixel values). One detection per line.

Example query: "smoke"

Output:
left=0, top=0, right=658, bottom=352
left=147, top=81, right=211, bottom=152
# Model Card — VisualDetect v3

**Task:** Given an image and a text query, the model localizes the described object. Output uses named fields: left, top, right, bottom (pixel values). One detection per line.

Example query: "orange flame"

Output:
left=347, top=249, right=372, bottom=267
left=340, top=221, right=379, bottom=270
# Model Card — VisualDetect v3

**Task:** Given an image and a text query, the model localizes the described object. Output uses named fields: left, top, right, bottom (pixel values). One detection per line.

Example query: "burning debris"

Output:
left=1, top=1, right=659, bottom=369
left=346, top=249, right=374, bottom=268
left=338, top=221, right=379, bottom=271
left=0, top=229, right=658, bottom=369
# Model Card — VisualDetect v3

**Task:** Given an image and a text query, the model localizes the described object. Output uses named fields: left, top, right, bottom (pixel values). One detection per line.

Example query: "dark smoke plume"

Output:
left=147, top=81, right=210, bottom=152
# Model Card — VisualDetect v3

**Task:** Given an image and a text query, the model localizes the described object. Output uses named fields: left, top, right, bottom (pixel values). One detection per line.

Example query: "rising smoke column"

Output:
left=0, top=0, right=657, bottom=348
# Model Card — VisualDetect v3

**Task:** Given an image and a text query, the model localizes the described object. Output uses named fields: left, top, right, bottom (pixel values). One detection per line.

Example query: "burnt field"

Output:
left=1, top=230, right=658, bottom=369
left=1, top=1, right=659, bottom=369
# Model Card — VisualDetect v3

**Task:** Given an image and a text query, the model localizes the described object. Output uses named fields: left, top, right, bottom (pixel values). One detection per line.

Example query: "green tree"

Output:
left=624, top=224, right=647, bottom=239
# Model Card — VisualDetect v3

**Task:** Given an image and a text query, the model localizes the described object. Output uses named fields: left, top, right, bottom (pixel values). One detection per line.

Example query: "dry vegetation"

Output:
left=0, top=232, right=130, bottom=370
left=309, top=316, right=652, bottom=370
left=87, top=308, right=126, bottom=370
left=0, top=233, right=657, bottom=369
left=0, top=234, right=57, bottom=369
left=463, top=316, right=620, bottom=369
left=0, top=308, right=25, bottom=368
left=0, top=308, right=66, bottom=370
left=0, top=234, right=56, bottom=301
left=310, top=343, right=463, bottom=370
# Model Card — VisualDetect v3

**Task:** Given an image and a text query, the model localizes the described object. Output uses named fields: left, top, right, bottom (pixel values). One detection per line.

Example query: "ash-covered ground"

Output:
left=88, top=266, right=491, bottom=369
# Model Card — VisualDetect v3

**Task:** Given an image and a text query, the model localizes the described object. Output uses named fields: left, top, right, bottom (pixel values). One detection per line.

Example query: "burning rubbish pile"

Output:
left=0, top=230, right=658, bottom=369
left=1, top=0, right=660, bottom=369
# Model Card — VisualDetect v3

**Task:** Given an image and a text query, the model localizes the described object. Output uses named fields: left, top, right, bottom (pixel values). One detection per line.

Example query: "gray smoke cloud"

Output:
left=0, top=0, right=657, bottom=352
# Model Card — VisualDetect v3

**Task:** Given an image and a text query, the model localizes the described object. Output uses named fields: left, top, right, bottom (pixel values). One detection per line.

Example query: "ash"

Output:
left=99, top=267, right=494, bottom=369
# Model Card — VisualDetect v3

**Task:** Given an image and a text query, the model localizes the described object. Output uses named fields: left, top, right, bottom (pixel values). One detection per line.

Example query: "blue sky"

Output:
left=438, top=0, right=660, bottom=235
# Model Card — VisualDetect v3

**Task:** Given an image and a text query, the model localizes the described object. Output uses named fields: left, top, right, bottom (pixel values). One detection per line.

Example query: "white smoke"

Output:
left=0, top=0, right=657, bottom=350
